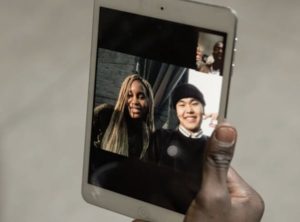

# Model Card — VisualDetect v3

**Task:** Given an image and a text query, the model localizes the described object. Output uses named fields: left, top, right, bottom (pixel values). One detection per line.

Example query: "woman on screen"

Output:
left=93, top=74, right=155, bottom=158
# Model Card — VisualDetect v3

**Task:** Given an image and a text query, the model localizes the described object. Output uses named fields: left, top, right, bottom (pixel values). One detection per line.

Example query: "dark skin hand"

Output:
left=133, top=123, right=265, bottom=222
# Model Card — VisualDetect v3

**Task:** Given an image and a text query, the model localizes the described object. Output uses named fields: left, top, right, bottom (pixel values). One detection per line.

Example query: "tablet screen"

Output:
left=88, top=7, right=227, bottom=214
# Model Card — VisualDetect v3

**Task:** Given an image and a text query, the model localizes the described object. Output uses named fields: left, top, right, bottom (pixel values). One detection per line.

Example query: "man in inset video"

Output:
left=145, top=83, right=208, bottom=213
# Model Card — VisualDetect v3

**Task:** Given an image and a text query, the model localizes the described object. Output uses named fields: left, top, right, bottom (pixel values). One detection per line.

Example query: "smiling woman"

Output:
left=127, top=80, right=149, bottom=119
left=92, top=74, right=155, bottom=158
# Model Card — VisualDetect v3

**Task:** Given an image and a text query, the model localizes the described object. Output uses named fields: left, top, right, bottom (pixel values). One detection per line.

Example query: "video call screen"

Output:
left=89, top=7, right=227, bottom=214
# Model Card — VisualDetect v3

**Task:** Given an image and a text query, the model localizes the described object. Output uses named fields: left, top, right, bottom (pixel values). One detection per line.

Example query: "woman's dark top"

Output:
left=92, top=103, right=143, bottom=158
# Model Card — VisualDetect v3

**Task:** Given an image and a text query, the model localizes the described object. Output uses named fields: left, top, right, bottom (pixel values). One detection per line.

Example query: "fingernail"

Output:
left=213, top=126, right=237, bottom=147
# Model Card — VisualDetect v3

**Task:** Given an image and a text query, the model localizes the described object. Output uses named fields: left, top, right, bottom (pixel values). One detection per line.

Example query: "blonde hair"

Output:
left=101, top=74, right=155, bottom=158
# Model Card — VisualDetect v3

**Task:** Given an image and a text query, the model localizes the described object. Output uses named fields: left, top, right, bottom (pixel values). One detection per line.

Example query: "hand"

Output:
left=203, top=113, right=218, bottom=128
left=184, top=123, right=264, bottom=222
left=133, top=123, right=264, bottom=222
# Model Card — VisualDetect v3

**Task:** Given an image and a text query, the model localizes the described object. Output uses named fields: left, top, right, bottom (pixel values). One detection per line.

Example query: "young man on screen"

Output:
left=144, top=83, right=208, bottom=212
left=146, top=83, right=208, bottom=172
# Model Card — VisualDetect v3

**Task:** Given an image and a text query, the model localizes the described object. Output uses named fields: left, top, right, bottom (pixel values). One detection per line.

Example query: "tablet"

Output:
left=82, top=0, right=237, bottom=221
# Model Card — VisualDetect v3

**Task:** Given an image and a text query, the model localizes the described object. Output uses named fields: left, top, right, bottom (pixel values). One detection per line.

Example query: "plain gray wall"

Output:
left=1, top=0, right=299, bottom=221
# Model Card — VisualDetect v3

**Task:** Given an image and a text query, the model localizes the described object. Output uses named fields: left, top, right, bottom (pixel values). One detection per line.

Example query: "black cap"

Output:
left=172, top=83, right=206, bottom=108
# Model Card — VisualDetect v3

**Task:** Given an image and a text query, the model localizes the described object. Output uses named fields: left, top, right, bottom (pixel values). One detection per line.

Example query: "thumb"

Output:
left=201, top=123, right=237, bottom=194
left=184, top=124, right=237, bottom=222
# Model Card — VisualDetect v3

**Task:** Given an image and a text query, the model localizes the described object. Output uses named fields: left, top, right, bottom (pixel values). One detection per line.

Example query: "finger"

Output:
left=202, top=123, right=237, bottom=192
left=203, top=113, right=212, bottom=119
left=209, top=119, right=218, bottom=128
left=227, top=167, right=253, bottom=198
left=227, top=167, right=265, bottom=208
left=227, top=167, right=265, bottom=220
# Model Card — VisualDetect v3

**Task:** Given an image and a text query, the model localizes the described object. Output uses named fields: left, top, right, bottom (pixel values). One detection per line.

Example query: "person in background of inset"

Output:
left=196, top=44, right=206, bottom=72
left=196, top=44, right=211, bottom=73
left=198, top=41, right=224, bottom=76
left=93, top=74, right=155, bottom=158
left=210, top=41, right=224, bottom=75
left=135, top=122, right=265, bottom=222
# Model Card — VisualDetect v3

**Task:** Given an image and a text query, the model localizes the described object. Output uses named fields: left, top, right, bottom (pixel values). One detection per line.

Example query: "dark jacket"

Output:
left=144, top=128, right=209, bottom=213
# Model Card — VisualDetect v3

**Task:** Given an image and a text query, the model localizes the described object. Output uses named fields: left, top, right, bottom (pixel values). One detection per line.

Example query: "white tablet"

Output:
left=82, top=0, right=237, bottom=221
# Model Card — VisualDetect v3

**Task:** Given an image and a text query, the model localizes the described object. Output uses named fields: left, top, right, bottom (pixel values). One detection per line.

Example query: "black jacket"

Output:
left=144, top=128, right=209, bottom=213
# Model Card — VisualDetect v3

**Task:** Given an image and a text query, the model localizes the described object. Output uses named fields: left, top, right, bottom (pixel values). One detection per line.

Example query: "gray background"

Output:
left=1, top=0, right=299, bottom=221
